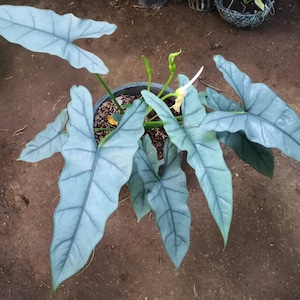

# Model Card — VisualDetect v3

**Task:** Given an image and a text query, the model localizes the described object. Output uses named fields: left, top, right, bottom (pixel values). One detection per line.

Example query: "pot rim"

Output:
left=93, top=82, right=174, bottom=115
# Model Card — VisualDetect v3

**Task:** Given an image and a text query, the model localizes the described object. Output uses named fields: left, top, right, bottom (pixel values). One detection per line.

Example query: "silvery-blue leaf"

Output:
left=203, top=56, right=300, bottom=162
left=141, top=76, right=233, bottom=247
left=50, top=85, right=147, bottom=290
left=18, top=109, right=68, bottom=162
left=135, top=138, right=190, bottom=268
left=0, top=5, right=117, bottom=74
left=128, top=135, right=158, bottom=222
left=199, top=87, right=274, bottom=177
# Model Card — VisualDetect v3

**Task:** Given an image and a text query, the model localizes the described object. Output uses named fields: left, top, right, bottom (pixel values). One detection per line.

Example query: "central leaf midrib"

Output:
left=55, top=146, right=103, bottom=284
left=214, top=112, right=300, bottom=147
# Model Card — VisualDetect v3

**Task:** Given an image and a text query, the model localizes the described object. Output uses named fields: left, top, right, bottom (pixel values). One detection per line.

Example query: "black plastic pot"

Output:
left=93, top=82, right=179, bottom=174
left=93, top=82, right=173, bottom=115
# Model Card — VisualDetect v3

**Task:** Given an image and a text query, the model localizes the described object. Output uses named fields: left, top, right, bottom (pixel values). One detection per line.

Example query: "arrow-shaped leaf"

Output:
left=18, top=109, right=68, bottom=162
left=0, top=5, right=117, bottom=74
left=134, top=137, right=190, bottom=268
left=141, top=75, right=233, bottom=246
left=50, top=85, right=147, bottom=290
left=200, top=88, right=274, bottom=177
left=202, top=56, right=300, bottom=162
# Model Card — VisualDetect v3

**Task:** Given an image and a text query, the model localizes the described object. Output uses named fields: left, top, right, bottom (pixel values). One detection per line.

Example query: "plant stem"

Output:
left=142, top=55, right=152, bottom=91
left=228, top=111, right=245, bottom=114
left=94, top=127, right=114, bottom=131
left=157, top=72, right=175, bottom=98
left=95, top=74, right=125, bottom=114
left=98, top=128, right=116, bottom=147
left=144, top=120, right=164, bottom=130
left=144, top=116, right=182, bottom=130
left=161, top=92, right=177, bottom=101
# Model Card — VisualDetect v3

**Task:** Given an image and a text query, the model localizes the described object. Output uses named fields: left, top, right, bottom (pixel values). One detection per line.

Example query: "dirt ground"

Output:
left=0, top=0, right=300, bottom=299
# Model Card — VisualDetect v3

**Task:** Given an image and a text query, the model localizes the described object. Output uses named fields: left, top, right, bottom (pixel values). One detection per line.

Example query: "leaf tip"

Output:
left=171, top=258, right=182, bottom=270
left=51, top=275, right=59, bottom=293
left=213, top=54, right=223, bottom=62
left=222, top=239, right=228, bottom=251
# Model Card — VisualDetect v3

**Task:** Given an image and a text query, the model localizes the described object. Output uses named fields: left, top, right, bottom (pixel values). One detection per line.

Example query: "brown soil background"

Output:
left=0, top=0, right=299, bottom=299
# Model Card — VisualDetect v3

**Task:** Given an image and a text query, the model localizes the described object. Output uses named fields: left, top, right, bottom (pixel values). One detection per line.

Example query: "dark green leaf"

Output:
left=218, top=131, right=274, bottom=178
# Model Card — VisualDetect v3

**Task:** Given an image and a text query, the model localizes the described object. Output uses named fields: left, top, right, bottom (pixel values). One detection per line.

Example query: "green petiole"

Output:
left=95, top=74, right=125, bottom=115
left=94, top=127, right=115, bottom=131
left=142, top=55, right=152, bottom=91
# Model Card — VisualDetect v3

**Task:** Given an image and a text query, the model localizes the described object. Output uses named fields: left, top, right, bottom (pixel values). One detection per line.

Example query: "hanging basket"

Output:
left=188, top=0, right=215, bottom=11
left=214, top=0, right=274, bottom=28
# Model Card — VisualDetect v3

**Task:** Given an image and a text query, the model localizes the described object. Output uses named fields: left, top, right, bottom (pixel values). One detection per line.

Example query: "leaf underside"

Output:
left=218, top=131, right=274, bottom=178
left=0, top=5, right=117, bottom=74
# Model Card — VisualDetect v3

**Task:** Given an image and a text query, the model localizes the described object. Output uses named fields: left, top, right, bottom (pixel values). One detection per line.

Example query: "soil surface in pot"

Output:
left=222, top=0, right=267, bottom=14
left=94, top=94, right=174, bottom=160
left=0, top=0, right=299, bottom=299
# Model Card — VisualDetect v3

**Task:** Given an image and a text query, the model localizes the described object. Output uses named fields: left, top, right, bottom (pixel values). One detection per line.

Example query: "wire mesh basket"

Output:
left=215, top=0, right=274, bottom=28
left=188, top=0, right=215, bottom=11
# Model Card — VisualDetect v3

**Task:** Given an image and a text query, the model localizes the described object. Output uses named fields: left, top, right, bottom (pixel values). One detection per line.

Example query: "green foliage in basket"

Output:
left=243, top=0, right=265, bottom=11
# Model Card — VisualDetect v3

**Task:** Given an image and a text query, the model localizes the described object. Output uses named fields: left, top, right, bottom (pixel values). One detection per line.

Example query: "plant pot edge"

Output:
left=93, top=82, right=182, bottom=172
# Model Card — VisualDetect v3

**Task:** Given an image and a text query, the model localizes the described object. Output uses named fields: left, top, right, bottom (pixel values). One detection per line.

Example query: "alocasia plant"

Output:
left=1, top=5, right=299, bottom=291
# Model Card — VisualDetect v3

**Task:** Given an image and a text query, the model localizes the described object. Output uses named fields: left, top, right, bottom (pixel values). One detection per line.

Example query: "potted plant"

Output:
left=1, top=4, right=299, bottom=292
left=215, top=0, right=275, bottom=28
